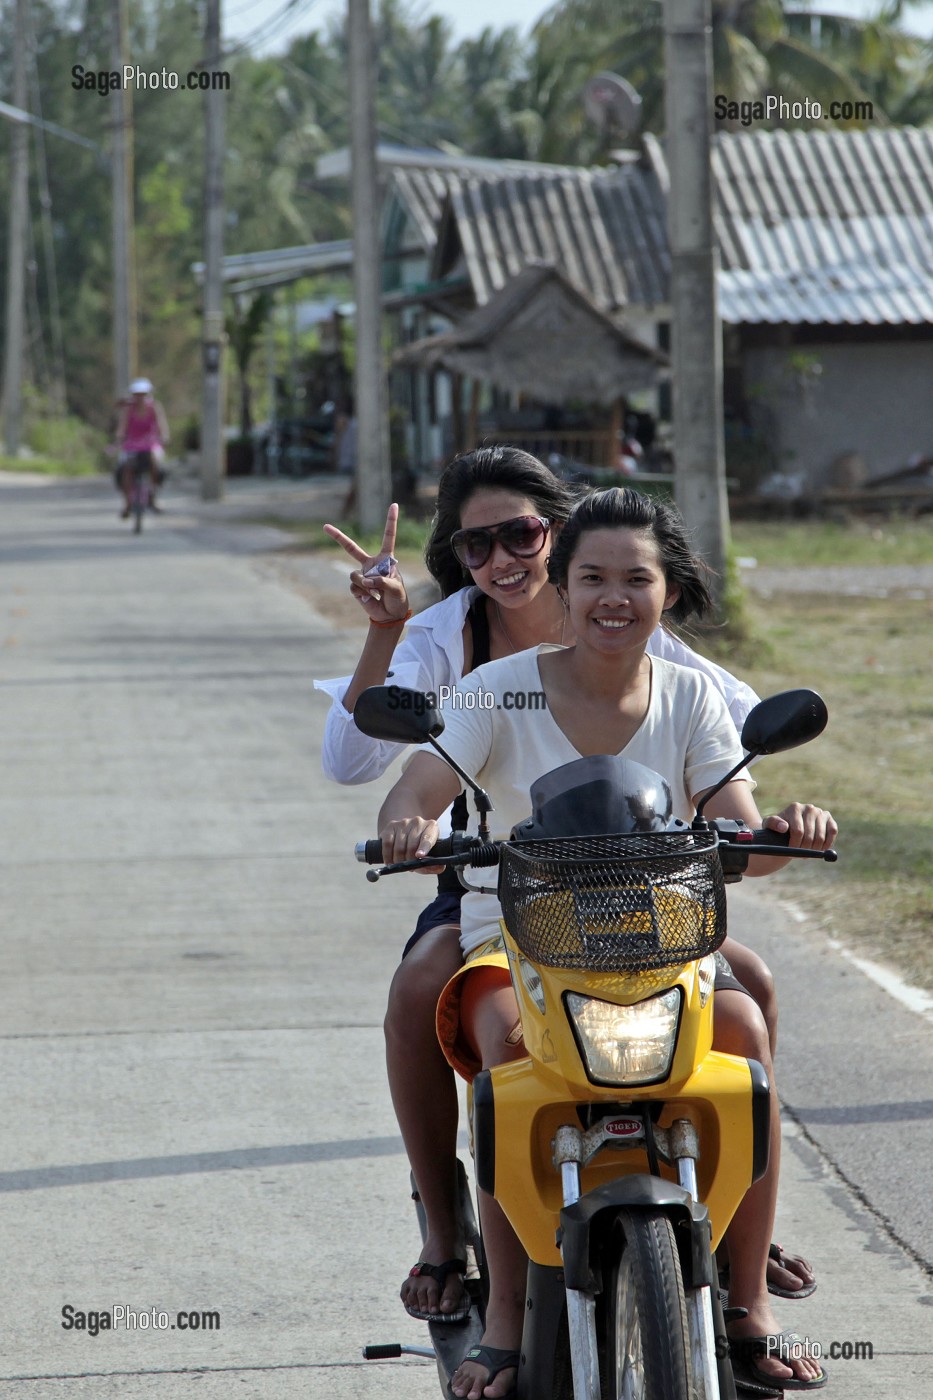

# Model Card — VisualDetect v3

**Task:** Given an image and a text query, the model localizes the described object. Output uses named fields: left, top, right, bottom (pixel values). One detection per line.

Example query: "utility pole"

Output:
left=348, top=0, right=391, bottom=530
left=111, top=0, right=137, bottom=397
left=1, top=0, right=28, bottom=455
left=663, top=0, right=729, bottom=606
left=201, top=0, right=226, bottom=501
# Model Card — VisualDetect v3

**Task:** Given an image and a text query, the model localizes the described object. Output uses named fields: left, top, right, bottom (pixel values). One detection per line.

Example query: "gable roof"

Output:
left=387, top=153, right=591, bottom=252
left=393, top=262, right=667, bottom=404
left=390, top=158, right=667, bottom=314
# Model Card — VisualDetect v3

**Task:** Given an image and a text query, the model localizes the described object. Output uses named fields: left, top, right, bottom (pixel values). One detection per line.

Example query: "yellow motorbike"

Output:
left=356, top=688, right=835, bottom=1400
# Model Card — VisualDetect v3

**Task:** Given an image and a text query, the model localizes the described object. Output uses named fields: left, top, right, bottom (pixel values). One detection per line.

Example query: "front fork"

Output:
left=554, top=1120, right=722, bottom=1400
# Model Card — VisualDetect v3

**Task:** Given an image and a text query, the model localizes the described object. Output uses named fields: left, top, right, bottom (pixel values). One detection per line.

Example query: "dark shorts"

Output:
left=401, top=890, right=463, bottom=960
left=714, top=950, right=751, bottom=996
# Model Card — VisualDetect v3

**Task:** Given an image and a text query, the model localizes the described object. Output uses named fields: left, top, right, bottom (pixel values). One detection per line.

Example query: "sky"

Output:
left=224, top=0, right=933, bottom=55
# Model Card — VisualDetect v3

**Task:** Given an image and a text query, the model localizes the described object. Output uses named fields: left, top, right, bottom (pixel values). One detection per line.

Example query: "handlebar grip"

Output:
left=362, top=1344, right=403, bottom=1360
left=745, top=828, right=837, bottom=861
left=748, top=827, right=791, bottom=847
left=356, top=835, right=457, bottom=865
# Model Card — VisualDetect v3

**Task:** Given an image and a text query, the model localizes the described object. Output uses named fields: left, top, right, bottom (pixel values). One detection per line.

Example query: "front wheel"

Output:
left=603, top=1210, right=692, bottom=1400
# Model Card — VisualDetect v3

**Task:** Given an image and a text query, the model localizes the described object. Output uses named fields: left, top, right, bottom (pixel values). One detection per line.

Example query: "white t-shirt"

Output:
left=314, top=587, right=760, bottom=785
left=431, top=648, right=751, bottom=955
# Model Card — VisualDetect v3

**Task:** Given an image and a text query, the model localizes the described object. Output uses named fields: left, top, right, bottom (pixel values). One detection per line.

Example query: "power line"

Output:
left=223, top=0, right=324, bottom=60
left=0, top=101, right=103, bottom=153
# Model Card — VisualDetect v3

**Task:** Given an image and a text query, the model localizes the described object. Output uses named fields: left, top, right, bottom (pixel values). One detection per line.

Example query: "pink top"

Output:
left=122, top=401, right=162, bottom=452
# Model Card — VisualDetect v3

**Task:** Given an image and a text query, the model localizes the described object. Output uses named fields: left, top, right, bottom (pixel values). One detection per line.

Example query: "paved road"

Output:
left=0, top=474, right=930, bottom=1398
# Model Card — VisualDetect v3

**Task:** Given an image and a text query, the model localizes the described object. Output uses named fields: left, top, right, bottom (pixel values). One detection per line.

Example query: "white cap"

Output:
left=129, top=377, right=153, bottom=394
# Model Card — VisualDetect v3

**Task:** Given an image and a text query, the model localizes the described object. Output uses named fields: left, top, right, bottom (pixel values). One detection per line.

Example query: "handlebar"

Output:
left=709, top=819, right=837, bottom=880
left=356, top=823, right=837, bottom=881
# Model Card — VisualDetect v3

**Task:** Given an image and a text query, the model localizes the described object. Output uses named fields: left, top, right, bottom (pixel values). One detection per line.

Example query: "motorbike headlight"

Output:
left=566, top=988, right=681, bottom=1086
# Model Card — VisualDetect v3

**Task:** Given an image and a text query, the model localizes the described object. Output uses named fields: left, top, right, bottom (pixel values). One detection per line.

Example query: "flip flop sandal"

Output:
left=719, top=1243, right=817, bottom=1300
left=402, top=1258, right=472, bottom=1324
left=730, top=1332, right=827, bottom=1392
left=447, top=1344, right=520, bottom=1399
left=765, top=1243, right=817, bottom=1300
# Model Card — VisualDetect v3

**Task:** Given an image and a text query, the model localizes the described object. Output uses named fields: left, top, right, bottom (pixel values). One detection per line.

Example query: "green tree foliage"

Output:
left=785, top=4, right=933, bottom=125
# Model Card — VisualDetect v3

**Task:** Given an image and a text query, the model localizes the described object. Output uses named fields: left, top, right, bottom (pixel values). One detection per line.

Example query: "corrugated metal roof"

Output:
left=431, top=164, right=667, bottom=312
left=387, top=155, right=613, bottom=251
left=207, top=240, right=354, bottom=294
left=390, top=131, right=933, bottom=326
left=710, top=129, right=933, bottom=324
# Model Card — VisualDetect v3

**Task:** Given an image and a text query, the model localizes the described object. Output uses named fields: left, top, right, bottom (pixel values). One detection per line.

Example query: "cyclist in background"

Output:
left=114, top=378, right=169, bottom=519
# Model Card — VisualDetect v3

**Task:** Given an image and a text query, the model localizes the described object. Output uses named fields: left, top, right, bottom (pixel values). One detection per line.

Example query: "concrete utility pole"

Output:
left=663, top=0, right=729, bottom=606
left=1, top=0, right=28, bottom=455
left=201, top=0, right=226, bottom=501
left=348, top=0, right=392, bottom=530
left=111, top=0, right=137, bottom=397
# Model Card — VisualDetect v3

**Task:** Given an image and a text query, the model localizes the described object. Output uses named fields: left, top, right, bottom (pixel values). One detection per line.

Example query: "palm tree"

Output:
left=521, top=0, right=926, bottom=150
left=785, top=3, right=933, bottom=126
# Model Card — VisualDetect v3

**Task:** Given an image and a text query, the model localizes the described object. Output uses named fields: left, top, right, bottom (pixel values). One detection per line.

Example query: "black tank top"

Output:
left=436, top=594, right=490, bottom=894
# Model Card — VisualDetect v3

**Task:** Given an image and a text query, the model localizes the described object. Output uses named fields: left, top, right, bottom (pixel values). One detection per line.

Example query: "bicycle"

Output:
left=122, top=451, right=154, bottom=534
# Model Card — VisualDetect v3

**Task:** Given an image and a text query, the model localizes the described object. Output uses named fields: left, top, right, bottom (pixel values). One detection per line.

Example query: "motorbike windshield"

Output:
left=512, top=754, right=677, bottom=842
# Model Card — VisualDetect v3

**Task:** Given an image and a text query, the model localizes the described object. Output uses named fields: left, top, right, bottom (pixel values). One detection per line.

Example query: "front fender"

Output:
left=560, top=1177, right=713, bottom=1292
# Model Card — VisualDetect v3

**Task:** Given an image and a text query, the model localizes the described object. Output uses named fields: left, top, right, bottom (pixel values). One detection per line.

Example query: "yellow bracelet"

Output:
left=370, top=610, right=413, bottom=629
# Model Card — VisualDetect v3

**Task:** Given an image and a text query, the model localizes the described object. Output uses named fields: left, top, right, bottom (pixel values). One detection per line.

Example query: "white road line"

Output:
left=783, top=899, right=933, bottom=1023
left=827, top=938, right=933, bottom=1023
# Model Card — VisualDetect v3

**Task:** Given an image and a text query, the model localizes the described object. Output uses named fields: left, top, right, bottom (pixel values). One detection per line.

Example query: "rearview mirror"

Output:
left=353, top=686, right=445, bottom=744
left=695, top=688, right=829, bottom=823
left=741, top=689, right=828, bottom=757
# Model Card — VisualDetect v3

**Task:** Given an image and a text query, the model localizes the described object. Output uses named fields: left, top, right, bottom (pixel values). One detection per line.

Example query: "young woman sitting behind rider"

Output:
left=376, top=487, right=833, bottom=1396
left=316, top=450, right=810, bottom=1322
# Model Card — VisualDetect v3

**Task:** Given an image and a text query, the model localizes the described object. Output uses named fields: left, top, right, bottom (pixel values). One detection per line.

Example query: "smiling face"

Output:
left=563, top=526, right=680, bottom=653
left=458, top=488, right=553, bottom=608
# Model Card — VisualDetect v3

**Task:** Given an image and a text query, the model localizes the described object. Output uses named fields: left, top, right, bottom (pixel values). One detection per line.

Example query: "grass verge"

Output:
left=732, top=516, right=933, bottom=569
left=733, top=590, right=933, bottom=991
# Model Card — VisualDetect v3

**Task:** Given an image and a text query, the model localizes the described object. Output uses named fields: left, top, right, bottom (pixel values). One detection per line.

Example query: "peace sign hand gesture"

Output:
left=323, top=503, right=410, bottom=625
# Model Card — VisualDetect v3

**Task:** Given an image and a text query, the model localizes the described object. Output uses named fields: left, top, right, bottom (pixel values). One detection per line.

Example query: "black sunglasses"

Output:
left=450, top=515, right=551, bottom=571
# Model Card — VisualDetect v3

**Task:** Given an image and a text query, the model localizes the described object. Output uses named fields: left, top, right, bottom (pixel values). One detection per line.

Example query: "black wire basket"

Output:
left=498, top=832, right=727, bottom=972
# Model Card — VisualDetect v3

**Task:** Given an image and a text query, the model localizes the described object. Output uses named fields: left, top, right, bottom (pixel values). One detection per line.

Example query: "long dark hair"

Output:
left=547, top=487, right=714, bottom=624
left=425, top=446, right=584, bottom=597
